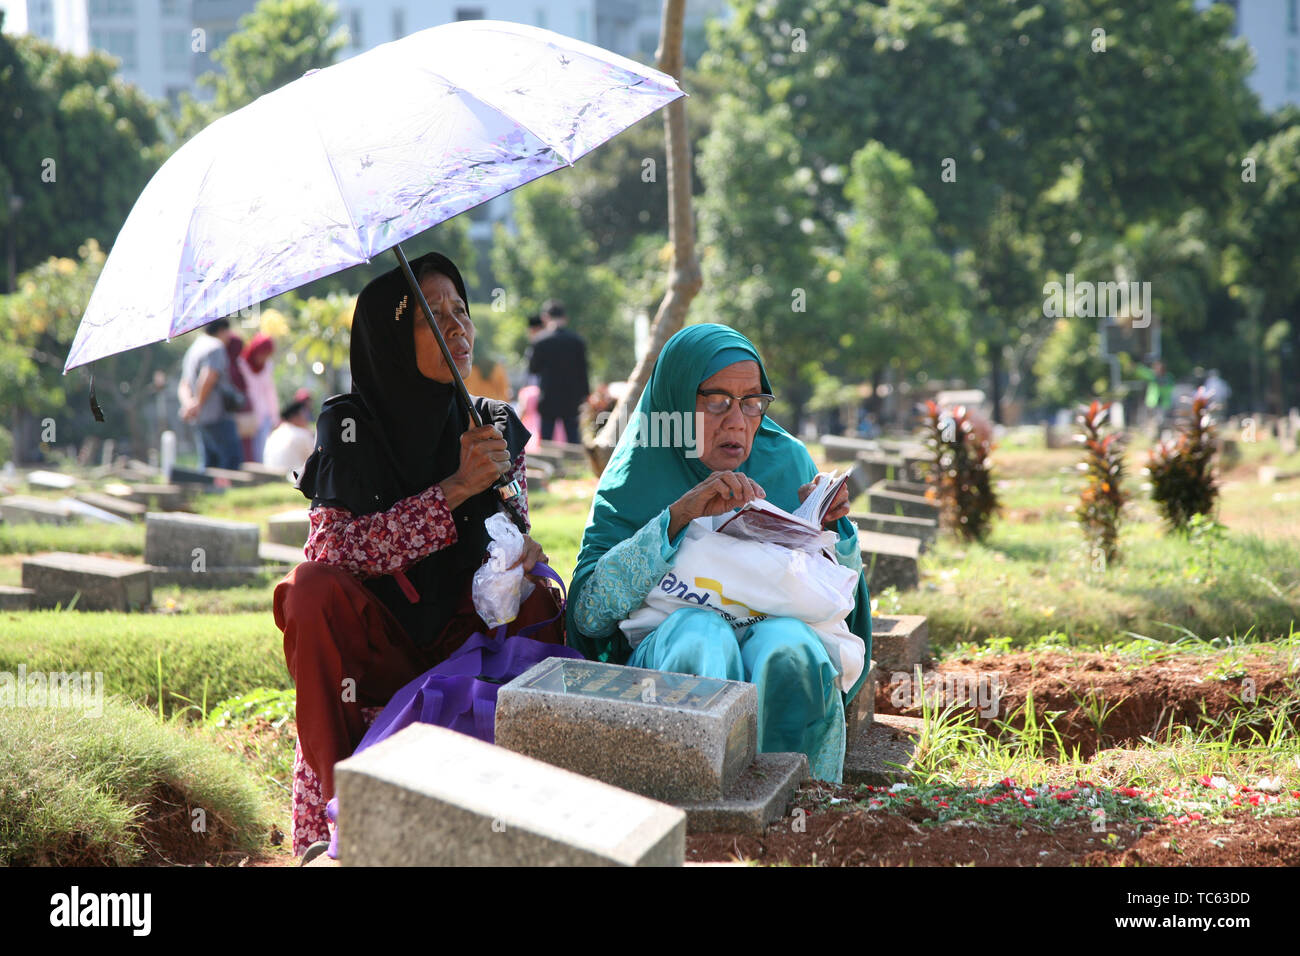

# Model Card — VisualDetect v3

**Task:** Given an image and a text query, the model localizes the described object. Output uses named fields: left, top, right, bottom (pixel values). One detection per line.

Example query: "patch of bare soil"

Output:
left=686, top=783, right=1300, bottom=867
left=876, top=649, right=1296, bottom=758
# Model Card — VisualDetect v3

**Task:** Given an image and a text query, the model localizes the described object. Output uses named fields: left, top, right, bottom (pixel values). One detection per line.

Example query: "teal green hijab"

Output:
left=565, top=324, right=871, bottom=700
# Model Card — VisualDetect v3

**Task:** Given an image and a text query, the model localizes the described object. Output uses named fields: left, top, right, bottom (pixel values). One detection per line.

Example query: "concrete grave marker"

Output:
left=860, top=531, right=921, bottom=592
left=0, top=495, right=76, bottom=525
left=867, top=480, right=940, bottom=521
left=266, top=509, right=310, bottom=546
left=335, top=723, right=686, bottom=866
left=849, top=511, right=937, bottom=552
left=22, top=552, right=152, bottom=611
left=869, top=615, right=930, bottom=672
left=146, top=512, right=260, bottom=585
left=74, top=491, right=147, bottom=521
left=497, top=658, right=757, bottom=803
left=26, top=470, right=77, bottom=491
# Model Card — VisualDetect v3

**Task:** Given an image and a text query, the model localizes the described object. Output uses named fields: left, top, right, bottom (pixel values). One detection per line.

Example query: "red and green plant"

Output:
left=1075, top=400, right=1127, bottom=568
left=922, top=401, right=998, bottom=541
left=1146, top=388, right=1219, bottom=531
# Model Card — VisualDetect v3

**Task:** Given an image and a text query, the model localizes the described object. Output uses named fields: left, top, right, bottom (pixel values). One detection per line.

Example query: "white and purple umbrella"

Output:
left=64, top=19, right=684, bottom=375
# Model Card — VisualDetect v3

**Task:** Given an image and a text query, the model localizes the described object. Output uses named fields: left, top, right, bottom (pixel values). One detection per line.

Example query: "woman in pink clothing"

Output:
left=239, top=333, right=279, bottom=461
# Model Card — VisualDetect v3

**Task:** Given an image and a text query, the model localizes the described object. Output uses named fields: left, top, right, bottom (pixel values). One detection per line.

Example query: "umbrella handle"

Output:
left=392, top=245, right=524, bottom=521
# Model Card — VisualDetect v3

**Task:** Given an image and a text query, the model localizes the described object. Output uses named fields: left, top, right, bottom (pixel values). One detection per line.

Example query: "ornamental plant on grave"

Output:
left=921, top=400, right=999, bottom=541
left=1074, top=400, right=1127, bottom=568
left=1145, top=388, right=1219, bottom=531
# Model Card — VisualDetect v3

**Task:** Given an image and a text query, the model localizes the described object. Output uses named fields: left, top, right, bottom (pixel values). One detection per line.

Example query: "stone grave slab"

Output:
left=146, top=511, right=259, bottom=568
left=259, top=541, right=305, bottom=566
left=0, top=495, right=76, bottom=525
left=881, top=479, right=929, bottom=497
left=266, top=509, right=310, bottom=546
left=74, top=491, right=146, bottom=521
left=849, top=511, right=937, bottom=552
left=860, top=531, right=920, bottom=592
left=240, top=461, right=294, bottom=484
left=22, top=552, right=152, bottom=611
left=819, top=434, right=878, bottom=462
left=0, top=585, right=36, bottom=610
left=335, top=723, right=685, bottom=866
left=25, top=470, right=77, bottom=491
left=112, top=483, right=188, bottom=512
left=867, top=481, right=940, bottom=521
left=843, top=660, right=877, bottom=737
left=676, top=753, right=808, bottom=836
left=869, top=615, right=930, bottom=673
left=852, top=452, right=906, bottom=493
left=843, top=714, right=923, bottom=787
left=496, top=658, right=757, bottom=803
left=204, top=466, right=256, bottom=485
left=61, top=498, right=130, bottom=525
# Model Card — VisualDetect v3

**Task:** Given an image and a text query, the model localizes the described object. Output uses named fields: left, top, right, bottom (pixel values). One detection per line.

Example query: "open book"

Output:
left=714, top=469, right=849, bottom=552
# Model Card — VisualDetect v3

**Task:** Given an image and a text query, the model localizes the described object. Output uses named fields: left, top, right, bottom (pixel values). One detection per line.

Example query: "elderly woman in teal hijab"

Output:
left=567, top=324, right=872, bottom=782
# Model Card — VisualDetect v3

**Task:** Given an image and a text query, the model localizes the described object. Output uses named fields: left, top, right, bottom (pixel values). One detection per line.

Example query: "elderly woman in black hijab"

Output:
left=273, top=251, right=553, bottom=855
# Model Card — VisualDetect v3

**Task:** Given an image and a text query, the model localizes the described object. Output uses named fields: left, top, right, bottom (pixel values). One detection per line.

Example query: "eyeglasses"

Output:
left=697, top=389, right=775, bottom=418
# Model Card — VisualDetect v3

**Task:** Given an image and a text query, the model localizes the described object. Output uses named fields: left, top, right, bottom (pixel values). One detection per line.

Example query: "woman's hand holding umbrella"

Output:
left=438, top=423, right=511, bottom=510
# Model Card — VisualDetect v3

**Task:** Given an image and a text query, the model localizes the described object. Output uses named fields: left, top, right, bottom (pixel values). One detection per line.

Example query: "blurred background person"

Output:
left=238, top=332, right=279, bottom=462
left=263, top=395, right=316, bottom=476
left=516, top=313, right=545, bottom=452
left=527, top=300, right=589, bottom=444
left=178, top=318, right=243, bottom=470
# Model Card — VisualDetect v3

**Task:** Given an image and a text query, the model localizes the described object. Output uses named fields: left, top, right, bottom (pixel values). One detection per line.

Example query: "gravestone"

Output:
left=145, top=512, right=260, bottom=586
left=853, top=452, right=907, bottom=491
left=497, top=659, right=806, bottom=834
left=259, top=541, right=305, bottom=566
left=849, top=511, right=937, bottom=552
left=240, top=461, right=294, bottom=485
left=26, top=470, right=77, bottom=491
left=881, top=479, right=929, bottom=497
left=497, top=659, right=756, bottom=802
left=0, top=585, right=36, bottom=610
left=843, top=660, right=878, bottom=737
left=859, top=531, right=920, bottom=592
left=74, top=491, right=146, bottom=521
left=843, top=713, right=924, bottom=787
left=0, top=495, right=76, bottom=525
left=869, top=615, right=930, bottom=672
left=819, top=434, right=878, bottom=462
left=266, top=509, right=310, bottom=546
left=22, top=552, right=152, bottom=611
left=108, top=483, right=188, bottom=512
left=61, top=498, right=130, bottom=526
left=867, top=481, right=940, bottom=521
left=335, top=723, right=685, bottom=866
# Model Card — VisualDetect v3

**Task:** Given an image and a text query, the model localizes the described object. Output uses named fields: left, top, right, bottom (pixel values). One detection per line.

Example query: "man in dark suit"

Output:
left=527, top=300, right=590, bottom=444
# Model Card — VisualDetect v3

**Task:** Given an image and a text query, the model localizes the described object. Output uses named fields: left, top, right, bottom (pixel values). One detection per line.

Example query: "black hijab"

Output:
left=296, top=252, right=530, bottom=645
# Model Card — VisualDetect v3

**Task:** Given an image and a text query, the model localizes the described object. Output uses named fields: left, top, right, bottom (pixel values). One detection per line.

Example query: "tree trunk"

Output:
left=588, top=0, right=700, bottom=475
left=988, top=340, right=1005, bottom=425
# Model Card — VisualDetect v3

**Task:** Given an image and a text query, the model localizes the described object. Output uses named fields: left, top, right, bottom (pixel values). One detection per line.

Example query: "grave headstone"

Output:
left=100, top=439, right=116, bottom=469
left=26, top=470, right=77, bottom=491
left=22, top=552, right=152, bottom=611
left=335, top=723, right=686, bottom=866
left=843, top=660, right=877, bottom=737
left=240, top=461, right=294, bottom=485
left=859, top=531, right=920, bottom=592
left=497, top=658, right=756, bottom=802
left=73, top=491, right=146, bottom=521
left=852, top=452, right=907, bottom=491
left=819, top=434, right=878, bottom=462
left=867, top=481, right=940, bottom=521
left=160, top=431, right=176, bottom=482
left=146, top=512, right=260, bottom=586
left=849, top=511, right=937, bottom=552
left=869, top=615, right=930, bottom=672
left=881, top=479, right=929, bottom=497
left=110, top=483, right=188, bottom=512
left=61, top=498, right=130, bottom=525
left=0, top=585, right=36, bottom=610
left=843, top=713, right=924, bottom=787
left=266, top=510, right=310, bottom=546
left=0, top=495, right=76, bottom=525
left=259, top=541, right=305, bottom=566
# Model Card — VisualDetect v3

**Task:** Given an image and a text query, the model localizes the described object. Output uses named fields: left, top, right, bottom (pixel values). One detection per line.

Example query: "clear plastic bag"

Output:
left=472, top=512, right=535, bottom=629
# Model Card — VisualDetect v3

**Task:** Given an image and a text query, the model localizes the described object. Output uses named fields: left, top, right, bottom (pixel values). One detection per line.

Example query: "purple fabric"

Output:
left=324, top=563, right=584, bottom=858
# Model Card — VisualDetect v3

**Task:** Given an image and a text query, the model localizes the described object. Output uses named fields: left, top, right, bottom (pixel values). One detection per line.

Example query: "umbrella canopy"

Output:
left=64, top=19, right=683, bottom=371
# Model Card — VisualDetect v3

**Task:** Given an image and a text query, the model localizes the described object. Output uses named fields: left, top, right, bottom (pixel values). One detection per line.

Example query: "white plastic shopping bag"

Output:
left=472, top=512, right=535, bottom=629
left=619, top=518, right=864, bottom=692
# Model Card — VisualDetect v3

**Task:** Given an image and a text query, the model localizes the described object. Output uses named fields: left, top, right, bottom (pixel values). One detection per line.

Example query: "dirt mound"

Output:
left=875, top=649, right=1296, bottom=758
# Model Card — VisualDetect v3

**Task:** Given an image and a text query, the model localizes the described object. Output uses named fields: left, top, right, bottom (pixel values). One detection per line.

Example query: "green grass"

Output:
left=0, top=696, right=271, bottom=865
left=0, top=612, right=290, bottom=719
left=0, top=521, right=144, bottom=557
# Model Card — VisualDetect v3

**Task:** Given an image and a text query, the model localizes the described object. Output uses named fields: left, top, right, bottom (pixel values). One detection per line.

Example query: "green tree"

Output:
left=490, top=176, right=628, bottom=382
left=0, top=20, right=165, bottom=287
left=173, top=0, right=345, bottom=141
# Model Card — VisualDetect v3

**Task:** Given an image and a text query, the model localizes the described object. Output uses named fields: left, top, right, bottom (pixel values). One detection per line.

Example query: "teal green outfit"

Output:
left=567, top=324, right=871, bottom=782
